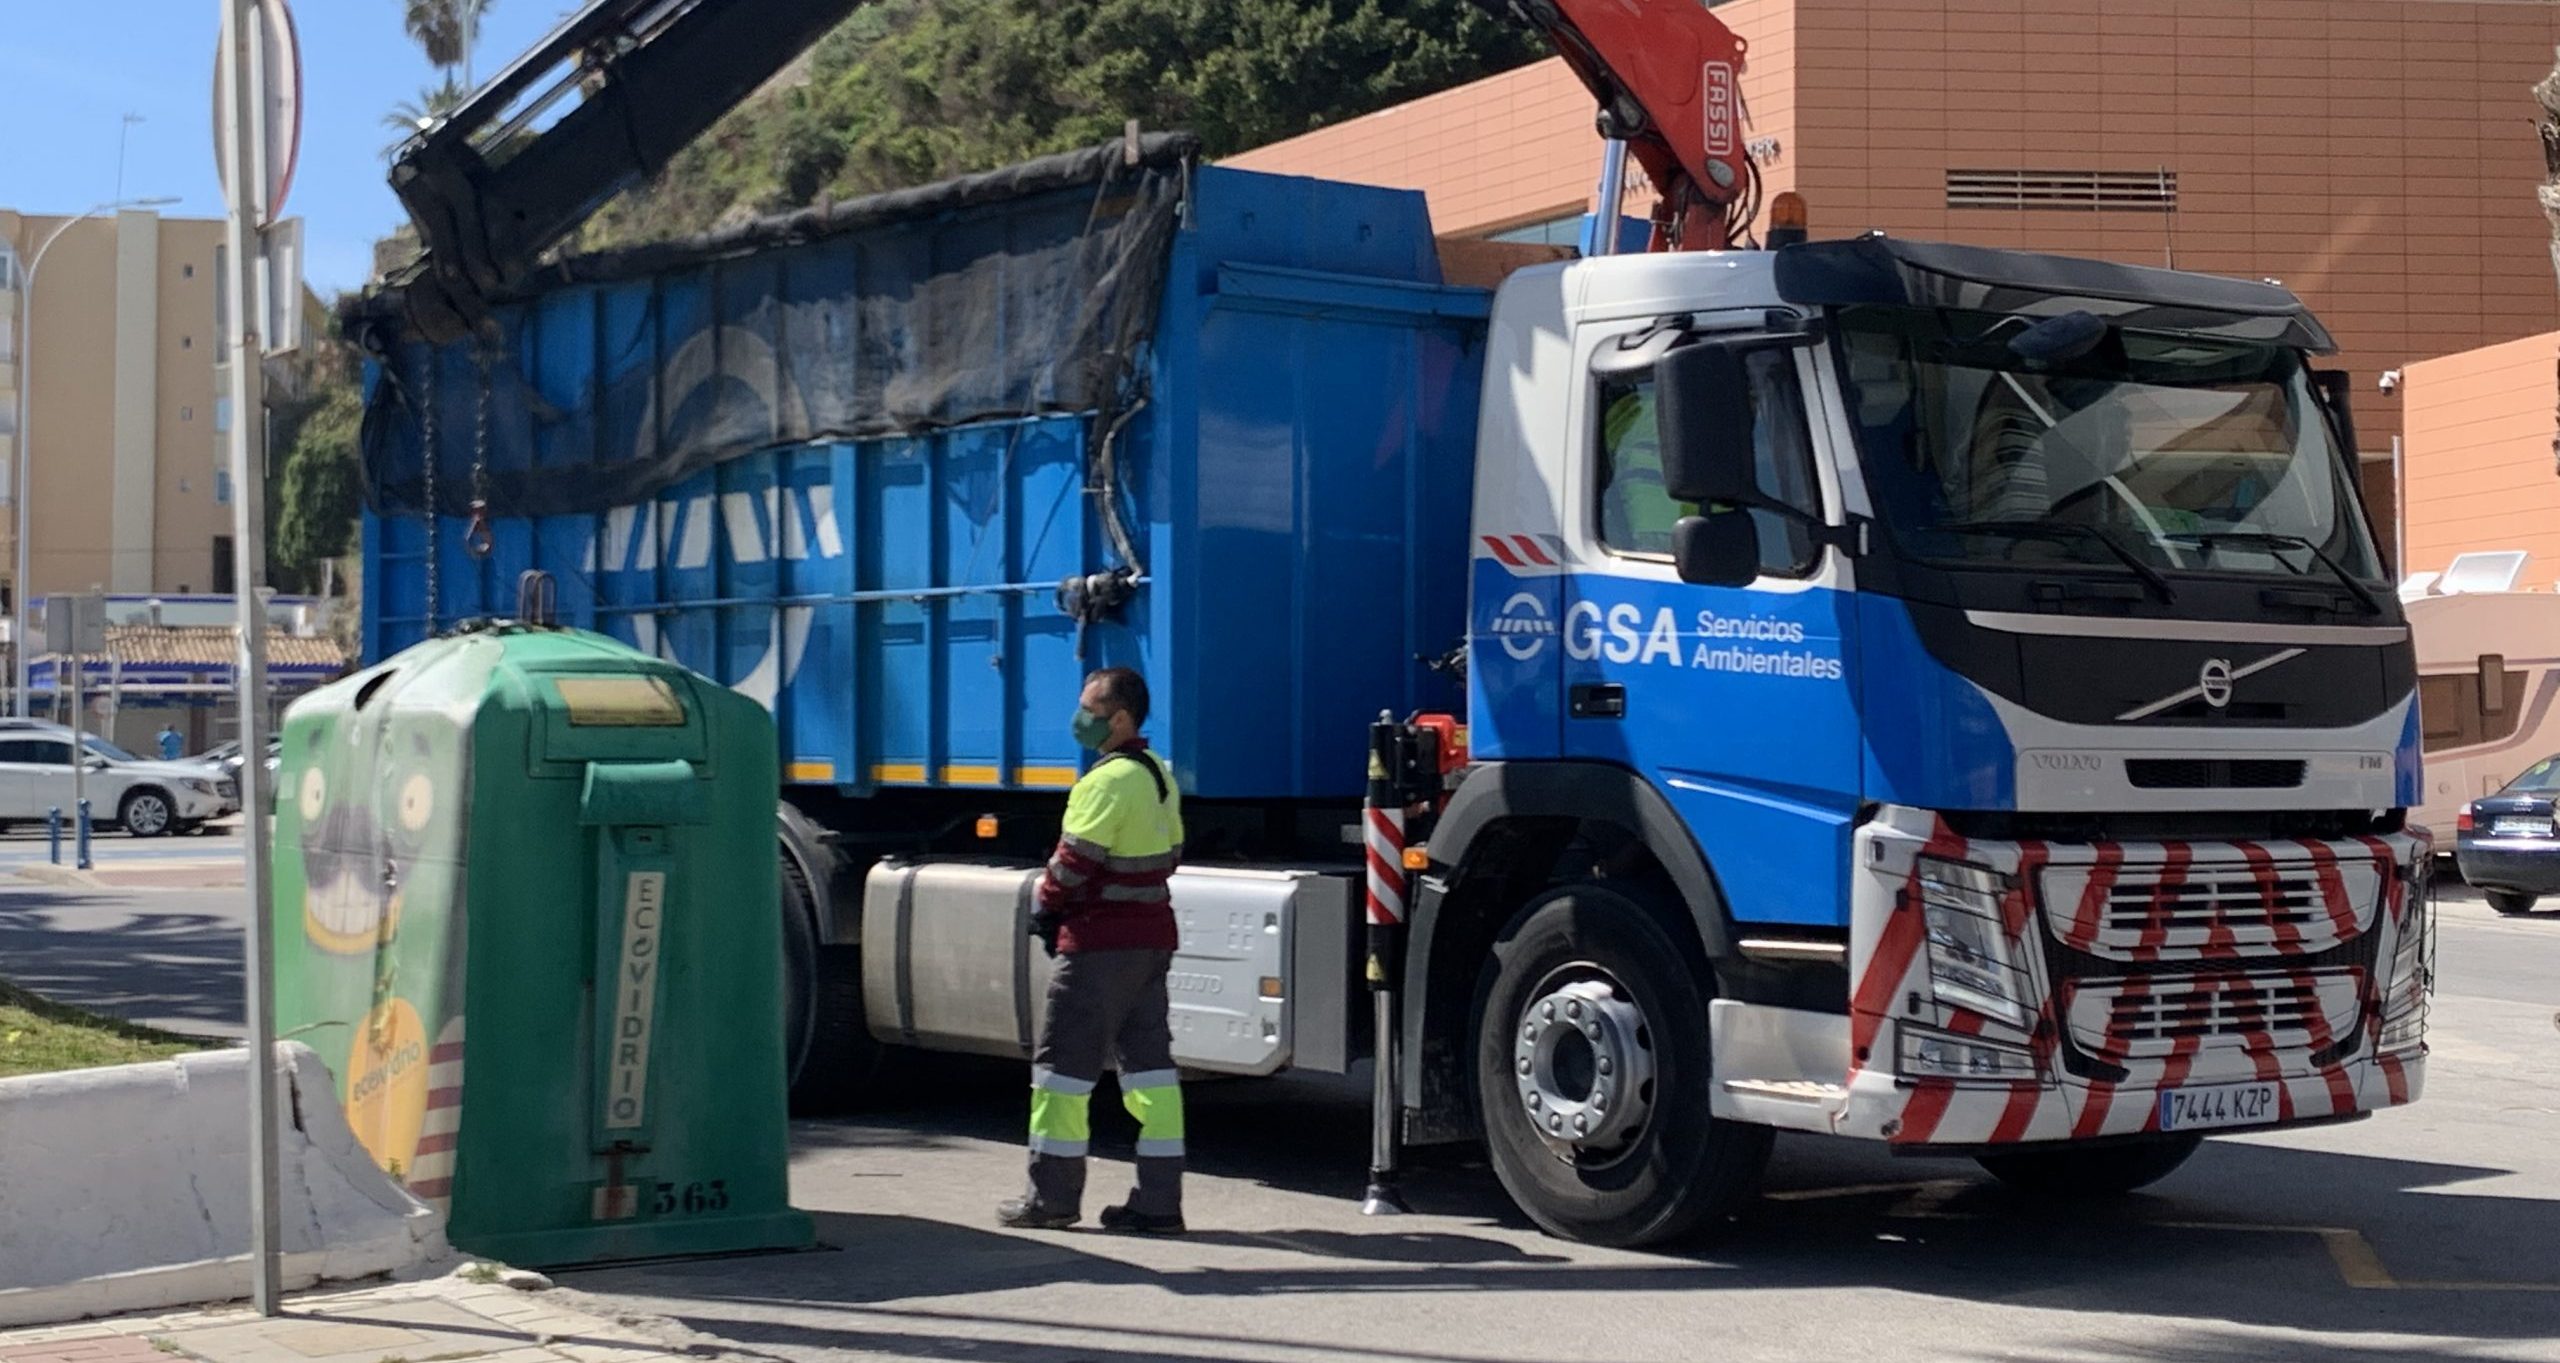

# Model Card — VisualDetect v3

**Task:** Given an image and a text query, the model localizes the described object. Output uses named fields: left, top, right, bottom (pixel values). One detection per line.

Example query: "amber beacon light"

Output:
left=1767, top=192, right=1809, bottom=249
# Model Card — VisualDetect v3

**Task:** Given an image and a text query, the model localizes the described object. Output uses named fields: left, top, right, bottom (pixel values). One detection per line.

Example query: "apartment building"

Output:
left=0, top=208, right=242, bottom=608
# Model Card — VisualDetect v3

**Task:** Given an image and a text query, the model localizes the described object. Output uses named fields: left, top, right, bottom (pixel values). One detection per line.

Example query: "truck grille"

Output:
left=2041, top=849, right=2379, bottom=961
left=2064, top=968, right=2363, bottom=1062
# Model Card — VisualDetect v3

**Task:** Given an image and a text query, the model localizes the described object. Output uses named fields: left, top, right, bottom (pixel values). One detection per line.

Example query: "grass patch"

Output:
left=0, top=979, right=204, bottom=1078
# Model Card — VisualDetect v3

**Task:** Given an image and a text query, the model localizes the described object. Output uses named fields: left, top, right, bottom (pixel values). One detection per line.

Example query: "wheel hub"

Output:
left=1513, top=976, right=1654, bottom=1159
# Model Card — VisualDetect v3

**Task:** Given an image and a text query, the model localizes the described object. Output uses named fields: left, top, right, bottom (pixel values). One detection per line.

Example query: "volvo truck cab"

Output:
left=1445, top=236, right=2427, bottom=1230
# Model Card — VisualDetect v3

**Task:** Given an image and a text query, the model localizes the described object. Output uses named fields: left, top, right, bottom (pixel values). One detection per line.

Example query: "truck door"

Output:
left=1560, top=323, right=1865, bottom=929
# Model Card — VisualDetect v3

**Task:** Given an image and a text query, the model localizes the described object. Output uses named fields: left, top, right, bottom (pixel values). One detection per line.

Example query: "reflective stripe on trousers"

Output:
left=1119, top=1068, right=1185, bottom=1158
left=1028, top=1065, right=1094, bottom=1161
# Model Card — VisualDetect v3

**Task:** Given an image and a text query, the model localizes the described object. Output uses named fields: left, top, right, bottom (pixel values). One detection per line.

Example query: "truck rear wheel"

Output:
left=1476, top=882, right=1771, bottom=1247
left=780, top=814, right=882, bottom=1113
left=1975, top=1135, right=2202, bottom=1196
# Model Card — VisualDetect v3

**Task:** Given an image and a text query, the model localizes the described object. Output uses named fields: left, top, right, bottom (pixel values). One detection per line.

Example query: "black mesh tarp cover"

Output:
left=353, top=133, right=1199, bottom=520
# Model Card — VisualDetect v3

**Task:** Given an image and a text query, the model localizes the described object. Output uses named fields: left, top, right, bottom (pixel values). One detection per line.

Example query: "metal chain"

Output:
left=466, top=342, right=495, bottom=559
left=420, top=352, right=440, bottom=633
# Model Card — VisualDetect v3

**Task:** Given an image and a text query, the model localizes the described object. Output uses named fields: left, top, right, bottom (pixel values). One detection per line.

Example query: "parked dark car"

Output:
left=2455, top=756, right=2560, bottom=915
left=200, top=737, right=280, bottom=786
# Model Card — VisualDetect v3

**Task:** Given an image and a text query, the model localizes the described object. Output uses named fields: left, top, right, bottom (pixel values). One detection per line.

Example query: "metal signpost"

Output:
left=217, top=0, right=297, bottom=1317
left=45, top=594, right=105, bottom=868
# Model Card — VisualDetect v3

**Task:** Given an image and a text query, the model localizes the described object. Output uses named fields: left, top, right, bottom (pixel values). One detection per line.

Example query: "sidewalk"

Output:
left=0, top=1270, right=704, bottom=1363
left=13, top=861, right=244, bottom=891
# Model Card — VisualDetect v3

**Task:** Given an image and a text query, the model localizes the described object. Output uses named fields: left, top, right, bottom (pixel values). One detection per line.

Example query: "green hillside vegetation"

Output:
left=578, top=0, right=1540, bottom=249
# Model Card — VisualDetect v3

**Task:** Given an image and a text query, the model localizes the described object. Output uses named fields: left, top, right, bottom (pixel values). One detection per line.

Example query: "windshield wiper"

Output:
left=1935, top=520, right=2177, bottom=604
left=2162, top=530, right=2384, bottom=616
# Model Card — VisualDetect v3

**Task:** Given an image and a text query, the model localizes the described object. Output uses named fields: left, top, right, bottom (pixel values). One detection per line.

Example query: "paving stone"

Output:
left=2, top=1264, right=686, bottom=1363
left=0, top=1335, right=180, bottom=1363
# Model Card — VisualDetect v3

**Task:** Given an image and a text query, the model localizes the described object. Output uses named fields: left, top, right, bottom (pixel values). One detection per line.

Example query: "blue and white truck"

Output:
left=352, top=0, right=2433, bottom=1247
left=349, top=141, right=2432, bottom=1245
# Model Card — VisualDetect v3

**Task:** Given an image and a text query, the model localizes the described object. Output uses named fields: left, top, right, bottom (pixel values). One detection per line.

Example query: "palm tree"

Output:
left=381, top=76, right=470, bottom=159
left=401, top=0, right=498, bottom=86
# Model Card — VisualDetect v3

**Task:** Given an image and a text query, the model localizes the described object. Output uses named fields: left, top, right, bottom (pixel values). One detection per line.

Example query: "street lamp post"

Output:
left=9, top=195, right=179, bottom=716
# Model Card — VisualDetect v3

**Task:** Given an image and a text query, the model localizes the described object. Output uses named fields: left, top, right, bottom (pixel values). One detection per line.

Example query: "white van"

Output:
left=2406, top=588, right=2560, bottom=841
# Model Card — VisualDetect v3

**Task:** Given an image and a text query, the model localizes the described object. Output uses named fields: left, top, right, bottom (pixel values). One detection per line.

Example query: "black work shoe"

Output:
left=996, top=1198, right=1079, bottom=1230
left=1099, top=1203, right=1187, bottom=1235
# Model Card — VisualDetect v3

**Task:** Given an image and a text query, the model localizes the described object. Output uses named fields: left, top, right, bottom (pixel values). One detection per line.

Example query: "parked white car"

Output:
left=0, top=727, right=236, bottom=836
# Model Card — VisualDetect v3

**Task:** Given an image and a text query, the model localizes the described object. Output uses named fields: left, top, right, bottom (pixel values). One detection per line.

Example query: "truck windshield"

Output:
left=1836, top=305, right=2386, bottom=586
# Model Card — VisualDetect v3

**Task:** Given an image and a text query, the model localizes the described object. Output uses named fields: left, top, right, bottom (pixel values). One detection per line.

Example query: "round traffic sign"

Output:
left=211, top=0, right=303, bottom=220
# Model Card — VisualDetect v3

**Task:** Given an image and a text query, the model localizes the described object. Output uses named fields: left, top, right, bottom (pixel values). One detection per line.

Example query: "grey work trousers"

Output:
left=1024, top=947, right=1185, bottom=1217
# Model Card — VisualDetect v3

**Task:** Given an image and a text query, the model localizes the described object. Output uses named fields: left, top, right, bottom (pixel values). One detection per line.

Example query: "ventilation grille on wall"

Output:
left=1947, top=169, right=2178, bottom=212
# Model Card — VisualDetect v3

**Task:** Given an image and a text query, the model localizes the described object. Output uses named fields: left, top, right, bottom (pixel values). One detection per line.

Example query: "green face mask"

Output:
left=1072, top=708, right=1115, bottom=752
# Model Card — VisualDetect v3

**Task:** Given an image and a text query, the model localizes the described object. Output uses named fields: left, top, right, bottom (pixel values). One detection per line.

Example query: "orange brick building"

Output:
left=1226, top=0, right=2560, bottom=569
left=2397, top=332, right=2560, bottom=582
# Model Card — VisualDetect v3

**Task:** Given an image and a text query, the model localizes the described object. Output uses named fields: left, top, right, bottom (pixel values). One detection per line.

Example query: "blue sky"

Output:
left=1, top=1, right=588, bottom=297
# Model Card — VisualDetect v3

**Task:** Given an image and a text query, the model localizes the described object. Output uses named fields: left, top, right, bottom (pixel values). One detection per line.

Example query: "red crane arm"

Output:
left=1488, top=0, right=1754, bottom=251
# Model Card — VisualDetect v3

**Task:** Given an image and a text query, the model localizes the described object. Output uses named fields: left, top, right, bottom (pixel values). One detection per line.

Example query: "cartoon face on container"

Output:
left=299, top=712, right=466, bottom=956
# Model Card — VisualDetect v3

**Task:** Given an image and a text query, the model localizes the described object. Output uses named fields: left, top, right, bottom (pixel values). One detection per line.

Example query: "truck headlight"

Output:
left=1898, top=1021, right=2040, bottom=1084
left=1915, top=856, right=2029, bottom=1028
left=2379, top=860, right=2432, bottom=1053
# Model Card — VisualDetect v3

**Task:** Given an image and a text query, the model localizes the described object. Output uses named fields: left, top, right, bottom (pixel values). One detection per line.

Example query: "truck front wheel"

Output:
left=780, top=825, right=882, bottom=1112
left=1975, top=1135, right=2202, bottom=1196
left=1476, top=883, right=1771, bottom=1247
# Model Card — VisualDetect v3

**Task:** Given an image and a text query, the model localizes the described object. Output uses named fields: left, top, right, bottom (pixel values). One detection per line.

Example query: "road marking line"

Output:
left=1761, top=1179, right=1954, bottom=1203
left=1889, top=1181, right=1968, bottom=1218
left=1755, top=1183, right=2560, bottom=1293
left=2318, top=1227, right=2396, bottom=1289
left=2145, top=1220, right=2560, bottom=1293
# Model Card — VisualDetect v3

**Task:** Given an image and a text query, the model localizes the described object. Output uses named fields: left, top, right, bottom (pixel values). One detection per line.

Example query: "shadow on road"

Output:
left=0, top=883, right=241, bottom=1036
left=559, top=1066, right=2560, bottom=1363
left=571, top=1196, right=2559, bottom=1363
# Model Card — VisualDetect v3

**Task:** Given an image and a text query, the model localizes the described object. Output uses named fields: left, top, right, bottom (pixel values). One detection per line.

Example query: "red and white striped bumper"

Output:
left=1832, top=808, right=2430, bottom=1149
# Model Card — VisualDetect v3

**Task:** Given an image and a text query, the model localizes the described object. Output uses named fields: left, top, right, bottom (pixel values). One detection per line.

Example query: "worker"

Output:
left=999, top=666, right=1188, bottom=1235
left=1598, top=383, right=1684, bottom=554
left=157, top=724, right=184, bottom=761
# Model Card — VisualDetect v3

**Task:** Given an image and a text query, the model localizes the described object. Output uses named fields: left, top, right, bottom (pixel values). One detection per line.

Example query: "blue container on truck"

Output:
left=360, top=138, right=1482, bottom=804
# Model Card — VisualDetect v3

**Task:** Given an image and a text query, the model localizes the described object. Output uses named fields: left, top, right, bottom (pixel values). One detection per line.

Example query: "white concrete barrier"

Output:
left=0, top=1043, right=449, bottom=1326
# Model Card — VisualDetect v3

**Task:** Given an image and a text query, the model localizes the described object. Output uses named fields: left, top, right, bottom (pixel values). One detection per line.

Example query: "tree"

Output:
left=402, top=0, right=498, bottom=83
left=2540, top=50, right=2560, bottom=293
left=382, top=76, right=470, bottom=159
left=274, top=385, right=366, bottom=595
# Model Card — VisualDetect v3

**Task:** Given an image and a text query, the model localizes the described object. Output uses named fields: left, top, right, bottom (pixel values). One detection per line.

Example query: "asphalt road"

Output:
left=8, top=869, right=2556, bottom=1359
left=0, top=828, right=248, bottom=1037
left=547, top=889, right=2560, bottom=1363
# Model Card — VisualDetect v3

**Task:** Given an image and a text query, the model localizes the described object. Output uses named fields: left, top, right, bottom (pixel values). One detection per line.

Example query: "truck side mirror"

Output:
left=2310, top=369, right=2360, bottom=463
left=1654, top=341, right=1760, bottom=507
left=1673, top=513, right=1758, bottom=588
